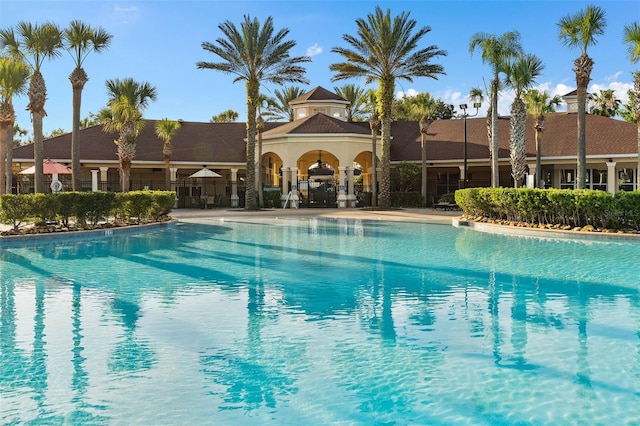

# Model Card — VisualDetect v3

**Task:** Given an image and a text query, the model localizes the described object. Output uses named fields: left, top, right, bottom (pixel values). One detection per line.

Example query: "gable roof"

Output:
left=263, top=112, right=371, bottom=136
left=289, top=86, right=348, bottom=104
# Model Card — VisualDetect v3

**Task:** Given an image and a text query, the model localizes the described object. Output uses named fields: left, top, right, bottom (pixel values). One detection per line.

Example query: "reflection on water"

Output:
left=0, top=219, right=639, bottom=424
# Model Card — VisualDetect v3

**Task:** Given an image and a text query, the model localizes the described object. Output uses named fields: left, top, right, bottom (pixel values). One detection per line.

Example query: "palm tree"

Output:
left=505, top=53, right=544, bottom=187
left=154, top=118, right=181, bottom=191
left=333, top=84, right=367, bottom=122
left=266, top=86, right=305, bottom=122
left=468, top=86, right=492, bottom=156
left=210, top=109, right=239, bottom=122
left=98, top=78, right=157, bottom=192
left=470, top=31, right=523, bottom=188
left=365, top=89, right=379, bottom=207
left=331, top=6, right=446, bottom=208
left=590, top=89, right=621, bottom=117
left=620, top=90, right=638, bottom=123
left=64, top=20, right=112, bottom=191
left=1, top=21, right=63, bottom=193
left=0, top=56, right=30, bottom=194
left=405, top=93, right=438, bottom=204
left=523, top=89, right=561, bottom=188
left=558, top=5, right=607, bottom=189
left=197, top=15, right=310, bottom=210
left=623, top=22, right=640, bottom=185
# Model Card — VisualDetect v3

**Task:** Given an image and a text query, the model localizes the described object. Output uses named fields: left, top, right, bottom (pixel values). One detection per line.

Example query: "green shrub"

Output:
left=0, top=194, right=34, bottom=231
left=455, top=188, right=640, bottom=230
left=391, top=191, right=422, bottom=207
left=150, top=191, right=176, bottom=218
left=262, top=190, right=282, bottom=208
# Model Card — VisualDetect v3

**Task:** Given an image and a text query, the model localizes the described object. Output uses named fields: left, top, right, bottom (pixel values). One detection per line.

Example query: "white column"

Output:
left=280, top=167, right=290, bottom=207
left=458, top=165, right=465, bottom=187
left=290, top=167, right=299, bottom=207
left=527, top=164, right=536, bottom=188
left=231, top=168, right=239, bottom=207
left=606, top=161, right=617, bottom=194
left=99, top=167, right=108, bottom=191
left=346, top=166, right=356, bottom=207
left=337, top=166, right=347, bottom=208
left=169, top=167, right=178, bottom=189
left=91, top=170, right=99, bottom=192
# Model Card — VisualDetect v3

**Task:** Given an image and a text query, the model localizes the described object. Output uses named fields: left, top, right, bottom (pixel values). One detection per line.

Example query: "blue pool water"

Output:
left=1, top=217, right=639, bottom=425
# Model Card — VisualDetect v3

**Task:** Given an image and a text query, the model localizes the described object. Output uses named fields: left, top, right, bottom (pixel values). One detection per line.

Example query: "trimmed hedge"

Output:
left=0, top=190, right=175, bottom=231
left=455, top=187, right=640, bottom=230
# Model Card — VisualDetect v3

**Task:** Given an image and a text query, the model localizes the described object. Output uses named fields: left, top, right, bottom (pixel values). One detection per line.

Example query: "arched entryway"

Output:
left=298, top=150, right=338, bottom=207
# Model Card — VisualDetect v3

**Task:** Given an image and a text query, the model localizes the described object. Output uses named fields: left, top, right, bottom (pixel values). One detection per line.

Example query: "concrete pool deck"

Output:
left=169, top=207, right=462, bottom=224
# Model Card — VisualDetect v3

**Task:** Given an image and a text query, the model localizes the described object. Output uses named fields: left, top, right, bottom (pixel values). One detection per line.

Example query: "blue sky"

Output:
left=2, top=0, right=639, bottom=138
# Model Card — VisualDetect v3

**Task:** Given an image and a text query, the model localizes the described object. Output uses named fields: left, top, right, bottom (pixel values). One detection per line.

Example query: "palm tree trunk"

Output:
left=378, top=76, right=394, bottom=209
left=535, top=126, right=542, bottom=189
left=574, top=53, right=593, bottom=190
left=70, top=67, right=88, bottom=191
left=33, top=111, right=45, bottom=193
left=245, top=79, right=258, bottom=210
left=28, top=70, right=47, bottom=194
left=0, top=101, right=14, bottom=195
left=6, top=125, right=14, bottom=194
left=634, top=71, right=640, bottom=189
left=257, top=117, right=264, bottom=208
left=421, top=133, right=427, bottom=203
left=0, top=123, right=8, bottom=195
left=509, top=98, right=527, bottom=188
left=371, top=131, right=377, bottom=207
left=491, top=76, right=500, bottom=188
left=164, top=156, right=171, bottom=190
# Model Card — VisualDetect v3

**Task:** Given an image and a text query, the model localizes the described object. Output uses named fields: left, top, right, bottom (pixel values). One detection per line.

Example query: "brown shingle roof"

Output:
left=263, top=113, right=370, bottom=136
left=289, top=86, right=347, bottom=104
left=13, top=113, right=637, bottom=165
left=390, top=114, right=638, bottom=162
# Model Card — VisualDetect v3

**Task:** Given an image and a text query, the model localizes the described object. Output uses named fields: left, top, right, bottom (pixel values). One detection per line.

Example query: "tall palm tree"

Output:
left=406, top=92, right=438, bottom=204
left=558, top=5, right=607, bottom=189
left=64, top=20, right=112, bottom=191
left=505, top=53, right=544, bottom=187
left=154, top=118, right=181, bottom=191
left=266, top=86, right=305, bottom=122
left=334, top=84, right=367, bottom=122
left=1, top=21, right=63, bottom=193
left=590, top=89, right=621, bottom=117
left=469, top=31, right=523, bottom=188
left=523, top=89, right=561, bottom=188
left=0, top=56, right=30, bottom=194
left=210, top=109, right=239, bottom=122
left=468, top=86, right=492, bottom=157
left=197, top=15, right=310, bottom=210
left=331, top=6, right=446, bottom=208
left=98, top=78, right=157, bottom=192
left=623, top=22, right=640, bottom=185
left=365, top=89, right=379, bottom=207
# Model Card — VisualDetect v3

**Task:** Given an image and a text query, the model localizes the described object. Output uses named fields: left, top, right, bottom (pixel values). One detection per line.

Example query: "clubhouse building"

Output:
left=11, top=86, right=639, bottom=208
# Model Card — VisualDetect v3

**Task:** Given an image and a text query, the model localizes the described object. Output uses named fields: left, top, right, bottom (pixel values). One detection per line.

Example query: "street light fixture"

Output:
left=459, top=102, right=481, bottom=188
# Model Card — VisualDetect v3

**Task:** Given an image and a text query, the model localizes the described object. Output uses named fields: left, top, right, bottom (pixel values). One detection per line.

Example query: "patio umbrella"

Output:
left=19, top=159, right=72, bottom=175
left=188, top=168, right=222, bottom=178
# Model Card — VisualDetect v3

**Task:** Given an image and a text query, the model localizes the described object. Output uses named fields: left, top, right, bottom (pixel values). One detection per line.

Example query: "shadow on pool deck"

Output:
left=169, top=207, right=461, bottom=225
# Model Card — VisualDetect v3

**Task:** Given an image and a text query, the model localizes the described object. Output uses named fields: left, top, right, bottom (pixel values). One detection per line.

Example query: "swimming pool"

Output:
left=1, top=217, right=639, bottom=424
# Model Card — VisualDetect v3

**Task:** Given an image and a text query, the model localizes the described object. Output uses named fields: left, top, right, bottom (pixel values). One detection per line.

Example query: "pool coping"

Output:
left=452, top=217, right=640, bottom=241
left=0, top=220, right=176, bottom=247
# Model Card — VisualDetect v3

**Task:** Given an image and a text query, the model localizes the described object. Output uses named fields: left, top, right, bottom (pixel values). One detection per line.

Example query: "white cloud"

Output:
left=605, top=71, right=623, bottom=82
left=589, top=81, right=633, bottom=104
left=113, top=6, right=141, bottom=24
left=396, top=88, right=418, bottom=99
left=306, top=43, right=322, bottom=57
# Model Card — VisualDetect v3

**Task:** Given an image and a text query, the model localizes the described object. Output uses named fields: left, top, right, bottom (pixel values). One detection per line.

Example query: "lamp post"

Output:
left=459, top=102, right=481, bottom=188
